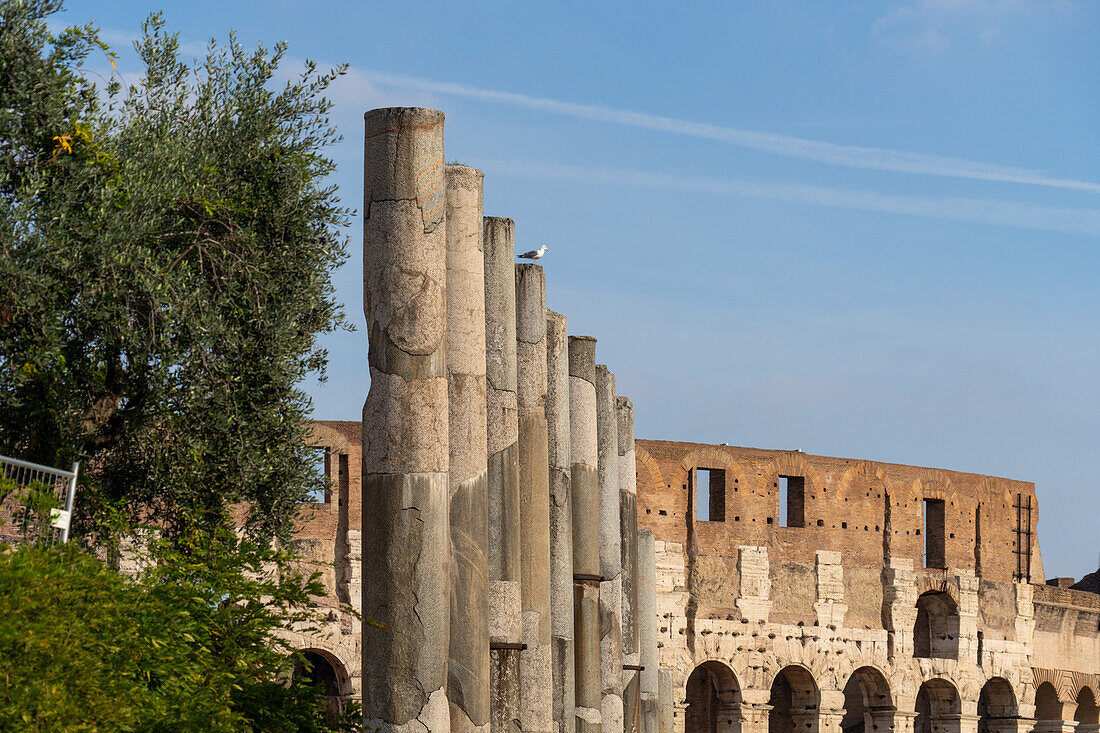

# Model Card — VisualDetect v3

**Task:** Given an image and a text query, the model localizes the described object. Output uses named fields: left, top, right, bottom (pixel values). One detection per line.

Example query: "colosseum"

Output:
left=292, top=422, right=1099, bottom=733
left=285, top=107, right=1098, bottom=733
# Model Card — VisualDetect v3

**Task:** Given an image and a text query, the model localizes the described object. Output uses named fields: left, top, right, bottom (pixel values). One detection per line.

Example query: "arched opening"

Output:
left=1033, top=682, right=1064, bottom=733
left=915, top=678, right=962, bottom=733
left=913, top=591, right=959, bottom=659
left=841, top=667, right=894, bottom=733
left=977, top=678, right=1018, bottom=733
left=293, top=649, right=347, bottom=718
left=685, top=661, right=742, bottom=733
left=769, top=665, right=820, bottom=733
left=1075, top=687, right=1098, bottom=728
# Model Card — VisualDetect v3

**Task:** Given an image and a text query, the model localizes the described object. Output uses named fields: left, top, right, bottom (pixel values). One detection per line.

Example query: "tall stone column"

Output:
left=658, top=669, right=676, bottom=733
left=484, top=216, right=522, bottom=733
left=617, top=397, right=639, bottom=733
left=638, top=530, right=658, bottom=733
left=516, top=263, right=553, bottom=733
left=547, top=309, right=576, bottom=733
left=362, top=106, right=450, bottom=733
left=446, top=165, right=490, bottom=733
left=596, top=366, right=624, bottom=733
left=570, top=336, right=602, bottom=733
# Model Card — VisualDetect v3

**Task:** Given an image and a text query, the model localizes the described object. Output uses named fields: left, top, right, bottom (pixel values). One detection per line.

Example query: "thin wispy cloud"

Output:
left=362, top=69, right=1100, bottom=195
left=481, top=158, right=1100, bottom=237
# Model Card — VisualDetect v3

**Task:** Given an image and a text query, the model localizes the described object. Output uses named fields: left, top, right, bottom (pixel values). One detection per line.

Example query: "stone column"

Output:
left=737, top=704, right=773, bottom=733
left=1032, top=723, right=1078, bottom=733
left=638, top=530, right=658, bottom=733
left=446, top=165, right=490, bottom=733
left=547, top=310, right=576, bottom=733
left=485, top=216, right=522, bottom=733
left=817, top=709, right=845, bottom=733
left=618, top=397, right=639, bottom=733
left=596, top=366, right=624, bottom=733
left=362, top=106, right=450, bottom=733
left=985, top=719, right=1037, bottom=733
left=516, top=263, right=553, bottom=733
left=571, top=336, right=602, bottom=733
left=658, top=669, right=676, bottom=733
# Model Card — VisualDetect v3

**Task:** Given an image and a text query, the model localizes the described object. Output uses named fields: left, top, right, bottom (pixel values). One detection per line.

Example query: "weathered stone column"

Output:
left=596, top=366, right=624, bottom=733
left=736, top=704, right=773, bottom=733
left=547, top=310, right=576, bottom=733
left=570, top=336, right=602, bottom=733
left=484, top=216, right=521, bottom=733
left=446, top=165, right=490, bottom=733
left=362, top=106, right=450, bottom=733
left=658, top=669, right=676, bottom=733
left=618, top=397, right=639, bottom=733
left=638, top=530, right=659, bottom=733
left=516, top=263, right=553, bottom=733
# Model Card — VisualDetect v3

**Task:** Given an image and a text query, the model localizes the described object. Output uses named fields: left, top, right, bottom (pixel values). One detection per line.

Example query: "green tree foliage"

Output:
left=0, top=534, right=361, bottom=731
left=0, top=0, right=351, bottom=543
left=0, top=1, right=360, bottom=727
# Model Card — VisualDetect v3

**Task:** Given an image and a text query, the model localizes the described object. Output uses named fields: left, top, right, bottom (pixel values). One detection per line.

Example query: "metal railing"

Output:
left=0, top=455, right=79, bottom=543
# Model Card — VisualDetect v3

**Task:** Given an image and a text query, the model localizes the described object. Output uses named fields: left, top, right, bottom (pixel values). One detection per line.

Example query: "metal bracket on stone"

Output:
left=573, top=573, right=605, bottom=585
left=489, top=642, right=528, bottom=650
left=623, top=664, right=645, bottom=671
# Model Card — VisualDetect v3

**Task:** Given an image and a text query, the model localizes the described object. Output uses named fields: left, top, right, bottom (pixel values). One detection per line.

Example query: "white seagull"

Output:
left=518, top=245, right=550, bottom=262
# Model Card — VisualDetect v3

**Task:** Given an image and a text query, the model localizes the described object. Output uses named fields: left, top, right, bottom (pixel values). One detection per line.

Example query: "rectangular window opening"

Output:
left=694, top=468, right=725, bottom=522
left=779, top=475, right=805, bottom=528
left=923, top=498, right=946, bottom=569
left=338, top=453, right=349, bottom=505
left=306, top=448, right=331, bottom=503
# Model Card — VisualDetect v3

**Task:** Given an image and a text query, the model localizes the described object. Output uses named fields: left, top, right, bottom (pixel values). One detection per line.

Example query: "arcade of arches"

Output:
left=683, top=662, right=1099, bottom=733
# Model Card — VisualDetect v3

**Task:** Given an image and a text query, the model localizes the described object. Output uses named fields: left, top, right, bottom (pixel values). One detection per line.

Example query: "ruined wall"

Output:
left=634, top=438, right=1100, bottom=733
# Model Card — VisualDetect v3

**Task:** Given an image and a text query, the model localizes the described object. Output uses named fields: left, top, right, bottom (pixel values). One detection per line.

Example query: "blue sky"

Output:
left=67, top=1, right=1098, bottom=580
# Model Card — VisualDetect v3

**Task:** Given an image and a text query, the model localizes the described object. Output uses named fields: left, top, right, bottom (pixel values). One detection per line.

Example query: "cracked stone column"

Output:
left=516, top=263, right=553, bottom=733
left=596, top=366, right=624, bottom=733
left=637, top=530, right=658, bottom=733
left=617, top=397, right=639, bottom=733
left=484, top=216, right=522, bottom=733
left=446, top=165, right=490, bottom=733
left=570, top=336, right=602, bottom=733
left=547, top=309, right=576, bottom=733
left=362, top=106, right=450, bottom=733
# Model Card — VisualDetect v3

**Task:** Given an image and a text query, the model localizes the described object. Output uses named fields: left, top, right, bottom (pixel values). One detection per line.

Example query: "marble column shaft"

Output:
left=446, top=165, right=490, bottom=733
left=516, top=263, right=553, bottom=733
left=657, top=669, right=675, bottom=733
left=547, top=309, right=576, bottom=733
left=637, top=530, right=658, bottom=733
left=570, top=336, right=602, bottom=733
left=362, top=106, right=450, bottom=733
left=617, top=397, right=639, bottom=733
left=596, top=366, right=624, bottom=733
left=484, top=216, right=521, bottom=733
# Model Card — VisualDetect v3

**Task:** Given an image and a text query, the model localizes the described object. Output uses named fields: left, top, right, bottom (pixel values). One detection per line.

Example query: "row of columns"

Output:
left=361, top=107, right=661, bottom=733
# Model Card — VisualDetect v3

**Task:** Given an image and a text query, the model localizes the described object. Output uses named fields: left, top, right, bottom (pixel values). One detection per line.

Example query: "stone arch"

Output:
left=294, top=647, right=351, bottom=709
left=1075, top=686, right=1099, bottom=727
left=1034, top=682, right=1068, bottom=733
left=841, top=666, right=895, bottom=733
left=636, top=444, right=664, bottom=493
left=913, top=589, right=960, bottom=659
left=685, top=661, right=742, bottom=733
left=978, top=678, right=1019, bottom=733
left=916, top=678, right=962, bottom=733
left=769, top=665, right=821, bottom=733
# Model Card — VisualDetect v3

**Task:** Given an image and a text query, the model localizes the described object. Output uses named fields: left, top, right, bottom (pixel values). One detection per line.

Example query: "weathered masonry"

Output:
left=283, top=107, right=1099, bottom=733
left=634, top=440, right=1100, bottom=733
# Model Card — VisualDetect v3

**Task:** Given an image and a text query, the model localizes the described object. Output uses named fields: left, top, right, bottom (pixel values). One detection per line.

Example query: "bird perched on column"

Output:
left=518, top=244, right=550, bottom=262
